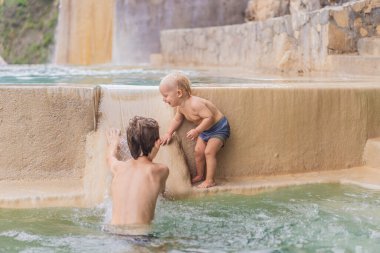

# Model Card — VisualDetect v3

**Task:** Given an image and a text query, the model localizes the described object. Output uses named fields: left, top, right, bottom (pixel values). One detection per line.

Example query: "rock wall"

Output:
left=245, top=0, right=290, bottom=22
left=244, top=0, right=356, bottom=21
left=161, top=0, right=380, bottom=72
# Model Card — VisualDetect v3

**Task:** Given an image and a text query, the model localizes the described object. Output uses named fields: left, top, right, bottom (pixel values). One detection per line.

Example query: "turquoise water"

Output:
left=1, top=65, right=374, bottom=87
left=1, top=184, right=380, bottom=252
left=0, top=65, right=254, bottom=86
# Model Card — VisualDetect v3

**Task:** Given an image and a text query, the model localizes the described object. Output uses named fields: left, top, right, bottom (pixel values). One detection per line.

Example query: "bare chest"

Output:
left=180, top=108, right=202, bottom=124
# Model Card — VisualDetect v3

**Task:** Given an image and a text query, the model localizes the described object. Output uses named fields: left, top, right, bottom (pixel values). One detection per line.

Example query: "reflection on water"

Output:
left=0, top=184, right=380, bottom=252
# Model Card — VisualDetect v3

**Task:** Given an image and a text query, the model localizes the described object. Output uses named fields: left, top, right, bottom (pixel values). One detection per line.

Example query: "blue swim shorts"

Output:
left=199, top=117, right=230, bottom=144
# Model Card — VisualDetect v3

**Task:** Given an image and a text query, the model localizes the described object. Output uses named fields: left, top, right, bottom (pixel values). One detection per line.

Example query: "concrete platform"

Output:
left=2, top=166, right=380, bottom=207
left=326, top=55, right=380, bottom=76
left=0, top=180, right=84, bottom=208
left=358, top=37, right=380, bottom=57
left=190, top=166, right=380, bottom=197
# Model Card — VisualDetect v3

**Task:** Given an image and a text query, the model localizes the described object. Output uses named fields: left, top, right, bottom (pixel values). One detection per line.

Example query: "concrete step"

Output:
left=364, top=138, right=380, bottom=168
left=0, top=179, right=85, bottom=208
left=358, top=37, right=380, bottom=57
left=190, top=166, right=380, bottom=197
left=326, top=55, right=380, bottom=76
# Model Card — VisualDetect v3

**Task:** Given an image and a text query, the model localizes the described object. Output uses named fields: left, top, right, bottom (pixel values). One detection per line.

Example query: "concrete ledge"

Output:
left=189, top=166, right=380, bottom=197
left=0, top=180, right=84, bottom=208
left=358, top=37, right=380, bottom=57
left=326, top=55, right=380, bottom=76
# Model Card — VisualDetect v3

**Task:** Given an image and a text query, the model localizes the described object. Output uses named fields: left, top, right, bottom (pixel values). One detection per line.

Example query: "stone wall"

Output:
left=244, top=0, right=355, bottom=22
left=113, top=0, right=249, bottom=64
left=0, top=87, right=96, bottom=180
left=161, top=0, right=380, bottom=72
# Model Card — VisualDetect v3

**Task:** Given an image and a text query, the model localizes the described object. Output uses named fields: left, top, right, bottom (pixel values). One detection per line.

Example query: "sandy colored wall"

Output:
left=0, top=86, right=96, bottom=180
left=54, top=0, right=113, bottom=65
left=177, top=87, right=380, bottom=178
left=94, top=85, right=380, bottom=187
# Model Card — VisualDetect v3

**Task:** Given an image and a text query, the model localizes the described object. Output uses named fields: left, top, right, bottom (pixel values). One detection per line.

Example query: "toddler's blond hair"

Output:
left=161, top=72, right=192, bottom=97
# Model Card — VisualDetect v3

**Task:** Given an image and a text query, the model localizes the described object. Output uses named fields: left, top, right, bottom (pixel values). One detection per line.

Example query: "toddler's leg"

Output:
left=192, top=137, right=206, bottom=184
left=198, top=138, right=223, bottom=188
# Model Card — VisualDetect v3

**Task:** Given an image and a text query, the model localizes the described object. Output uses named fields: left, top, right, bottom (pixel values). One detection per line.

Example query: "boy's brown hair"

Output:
left=127, top=116, right=159, bottom=159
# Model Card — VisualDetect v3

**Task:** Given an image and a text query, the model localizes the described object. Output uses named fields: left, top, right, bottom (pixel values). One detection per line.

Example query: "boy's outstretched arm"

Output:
left=161, top=109, right=184, bottom=145
left=106, top=128, right=121, bottom=174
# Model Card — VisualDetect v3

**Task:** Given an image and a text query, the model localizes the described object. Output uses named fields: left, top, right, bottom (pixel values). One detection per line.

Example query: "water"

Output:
left=0, top=65, right=253, bottom=86
left=0, top=65, right=376, bottom=87
left=1, top=184, right=380, bottom=252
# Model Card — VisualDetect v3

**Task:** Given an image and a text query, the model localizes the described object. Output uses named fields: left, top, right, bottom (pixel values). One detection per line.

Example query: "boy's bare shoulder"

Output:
left=111, top=159, right=130, bottom=173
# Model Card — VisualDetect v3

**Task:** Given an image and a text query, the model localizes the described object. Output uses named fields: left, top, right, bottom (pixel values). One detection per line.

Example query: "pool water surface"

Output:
left=1, top=184, right=379, bottom=252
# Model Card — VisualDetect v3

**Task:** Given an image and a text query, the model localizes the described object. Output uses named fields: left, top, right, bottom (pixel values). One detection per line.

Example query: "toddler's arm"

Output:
left=161, top=109, right=184, bottom=145
left=186, top=104, right=214, bottom=140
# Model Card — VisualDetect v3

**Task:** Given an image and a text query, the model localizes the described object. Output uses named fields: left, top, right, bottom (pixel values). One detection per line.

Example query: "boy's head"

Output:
left=127, top=116, right=160, bottom=160
left=159, top=72, right=191, bottom=107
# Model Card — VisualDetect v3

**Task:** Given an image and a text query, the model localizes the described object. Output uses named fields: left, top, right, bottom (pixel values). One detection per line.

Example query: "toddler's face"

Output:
left=159, top=82, right=180, bottom=107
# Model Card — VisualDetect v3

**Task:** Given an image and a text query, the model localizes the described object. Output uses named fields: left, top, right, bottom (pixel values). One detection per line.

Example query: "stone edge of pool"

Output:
left=0, top=83, right=380, bottom=208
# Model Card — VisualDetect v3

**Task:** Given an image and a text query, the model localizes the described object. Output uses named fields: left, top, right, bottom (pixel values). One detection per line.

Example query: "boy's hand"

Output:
left=106, top=128, right=121, bottom=147
left=186, top=128, right=199, bottom=141
left=161, top=132, right=172, bottom=145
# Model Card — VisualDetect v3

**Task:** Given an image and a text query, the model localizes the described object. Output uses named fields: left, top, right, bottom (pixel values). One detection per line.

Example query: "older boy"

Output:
left=159, top=72, right=230, bottom=188
left=106, top=116, right=169, bottom=226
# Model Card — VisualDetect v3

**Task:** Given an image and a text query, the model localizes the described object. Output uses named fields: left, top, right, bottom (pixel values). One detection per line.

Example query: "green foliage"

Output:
left=0, top=0, right=59, bottom=64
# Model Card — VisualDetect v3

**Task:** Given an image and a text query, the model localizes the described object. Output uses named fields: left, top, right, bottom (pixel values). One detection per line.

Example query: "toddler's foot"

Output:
left=191, top=175, right=204, bottom=184
left=197, top=180, right=216, bottom=188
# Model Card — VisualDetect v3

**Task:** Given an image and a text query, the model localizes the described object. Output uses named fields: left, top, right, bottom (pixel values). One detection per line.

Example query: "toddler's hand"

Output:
left=161, top=132, right=172, bottom=145
left=186, top=129, right=199, bottom=141
left=106, top=128, right=121, bottom=146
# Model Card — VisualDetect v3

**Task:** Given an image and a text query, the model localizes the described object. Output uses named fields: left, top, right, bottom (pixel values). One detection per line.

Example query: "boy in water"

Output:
left=106, top=116, right=169, bottom=227
left=159, top=72, right=230, bottom=188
